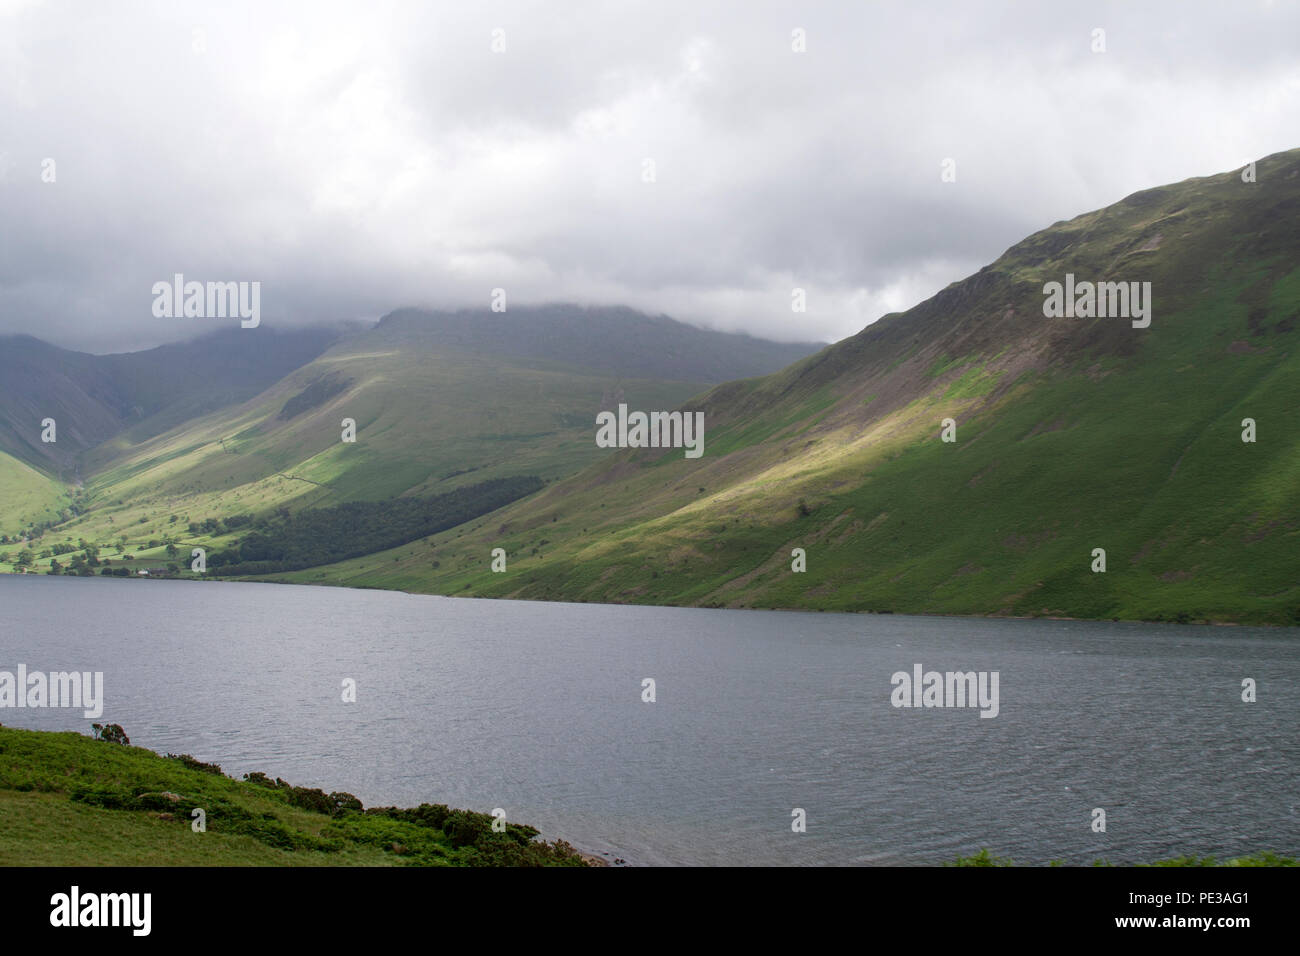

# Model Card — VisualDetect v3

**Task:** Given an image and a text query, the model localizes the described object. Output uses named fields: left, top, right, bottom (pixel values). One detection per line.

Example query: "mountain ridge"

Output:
left=4, top=153, right=1297, bottom=624
left=261, top=149, right=1300, bottom=625
left=0, top=305, right=823, bottom=549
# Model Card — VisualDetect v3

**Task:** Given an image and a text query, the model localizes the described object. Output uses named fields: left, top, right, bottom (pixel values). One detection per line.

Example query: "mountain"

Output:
left=275, top=150, right=1300, bottom=625
left=0, top=328, right=344, bottom=476
left=94, top=327, right=350, bottom=445
left=373, top=305, right=823, bottom=382
left=0, top=336, right=131, bottom=475
left=0, top=306, right=824, bottom=560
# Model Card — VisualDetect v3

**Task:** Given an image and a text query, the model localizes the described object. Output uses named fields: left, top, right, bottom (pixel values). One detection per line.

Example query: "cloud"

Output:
left=1, top=0, right=1298, bottom=352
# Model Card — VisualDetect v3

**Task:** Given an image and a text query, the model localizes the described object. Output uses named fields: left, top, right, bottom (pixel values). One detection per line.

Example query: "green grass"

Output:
left=950, top=849, right=1296, bottom=867
left=0, top=450, right=67, bottom=533
left=2, top=339, right=705, bottom=577
left=0, top=726, right=588, bottom=866
left=8, top=152, right=1300, bottom=626
left=270, top=151, right=1300, bottom=626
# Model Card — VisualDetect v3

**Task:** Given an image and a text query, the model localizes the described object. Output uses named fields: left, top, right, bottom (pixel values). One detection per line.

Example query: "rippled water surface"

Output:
left=3, top=575, right=1297, bottom=865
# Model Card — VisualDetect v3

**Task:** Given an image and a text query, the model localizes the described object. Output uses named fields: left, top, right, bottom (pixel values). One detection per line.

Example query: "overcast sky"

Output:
left=1, top=0, right=1298, bottom=353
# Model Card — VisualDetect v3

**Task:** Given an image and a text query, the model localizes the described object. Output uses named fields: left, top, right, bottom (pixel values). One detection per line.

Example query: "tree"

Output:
left=15, top=549, right=34, bottom=568
left=92, top=723, right=130, bottom=745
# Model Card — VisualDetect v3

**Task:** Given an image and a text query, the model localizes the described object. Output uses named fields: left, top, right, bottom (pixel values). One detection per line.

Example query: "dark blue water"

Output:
left=2, top=574, right=1296, bottom=865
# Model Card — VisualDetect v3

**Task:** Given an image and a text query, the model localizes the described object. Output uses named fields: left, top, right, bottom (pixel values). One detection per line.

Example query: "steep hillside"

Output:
left=97, top=327, right=347, bottom=444
left=0, top=449, right=67, bottom=534
left=8, top=306, right=820, bottom=568
left=0, top=336, right=128, bottom=476
left=277, top=150, right=1300, bottom=625
left=0, top=328, right=342, bottom=475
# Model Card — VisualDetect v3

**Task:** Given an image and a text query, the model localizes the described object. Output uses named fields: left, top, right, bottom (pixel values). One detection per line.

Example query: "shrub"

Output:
left=91, top=723, right=130, bottom=745
left=329, top=791, right=364, bottom=815
left=443, top=810, right=493, bottom=848
left=71, top=785, right=133, bottom=810
left=167, top=753, right=224, bottom=775
left=284, top=786, right=334, bottom=815
left=948, top=849, right=1013, bottom=867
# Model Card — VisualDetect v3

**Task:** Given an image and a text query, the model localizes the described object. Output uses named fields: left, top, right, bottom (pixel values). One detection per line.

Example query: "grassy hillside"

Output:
left=0, top=329, right=341, bottom=475
left=0, top=726, right=587, bottom=866
left=37, top=343, right=701, bottom=572
left=4, top=306, right=818, bottom=575
left=268, top=150, right=1300, bottom=625
left=0, top=336, right=127, bottom=477
left=0, top=449, right=67, bottom=534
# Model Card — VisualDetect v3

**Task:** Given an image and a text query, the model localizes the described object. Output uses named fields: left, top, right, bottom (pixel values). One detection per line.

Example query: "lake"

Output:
left=2, top=574, right=1296, bottom=865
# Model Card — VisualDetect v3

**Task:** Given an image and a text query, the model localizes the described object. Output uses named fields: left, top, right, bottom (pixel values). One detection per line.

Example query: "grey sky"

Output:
left=1, top=0, right=1298, bottom=353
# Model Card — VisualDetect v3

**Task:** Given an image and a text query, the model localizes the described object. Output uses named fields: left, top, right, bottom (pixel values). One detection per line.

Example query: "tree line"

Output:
left=206, top=475, right=544, bottom=575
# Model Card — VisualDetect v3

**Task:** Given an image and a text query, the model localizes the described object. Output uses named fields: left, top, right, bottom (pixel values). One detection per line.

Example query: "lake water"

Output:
left=2, top=574, right=1297, bottom=866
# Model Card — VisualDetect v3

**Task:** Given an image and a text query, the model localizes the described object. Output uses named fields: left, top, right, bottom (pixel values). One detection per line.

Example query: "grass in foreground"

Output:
left=0, top=726, right=587, bottom=866
left=950, top=848, right=1297, bottom=867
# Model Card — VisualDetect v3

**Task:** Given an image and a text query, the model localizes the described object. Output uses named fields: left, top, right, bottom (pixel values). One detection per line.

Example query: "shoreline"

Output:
left=0, top=725, right=594, bottom=867
left=0, top=571, right=1289, bottom=629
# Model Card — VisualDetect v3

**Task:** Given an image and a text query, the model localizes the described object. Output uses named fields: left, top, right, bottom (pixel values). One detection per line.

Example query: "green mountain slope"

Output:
left=95, top=327, right=348, bottom=445
left=0, top=336, right=129, bottom=477
left=0, top=328, right=342, bottom=476
left=277, top=150, right=1300, bottom=625
left=6, top=306, right=821, bottom=567
left=0, top=449, right=67, bottom=534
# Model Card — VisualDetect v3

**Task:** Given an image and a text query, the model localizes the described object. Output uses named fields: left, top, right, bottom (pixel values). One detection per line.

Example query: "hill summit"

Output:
left=281, top=150, right=1300, bottom=625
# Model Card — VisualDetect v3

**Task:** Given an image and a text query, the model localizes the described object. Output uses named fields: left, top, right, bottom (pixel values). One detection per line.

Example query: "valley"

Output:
left=261, top=151, right=1300, bottom=626
left=3, top=153, right=1298, bottom=625
left=0, top=306, right=821, bottom=586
